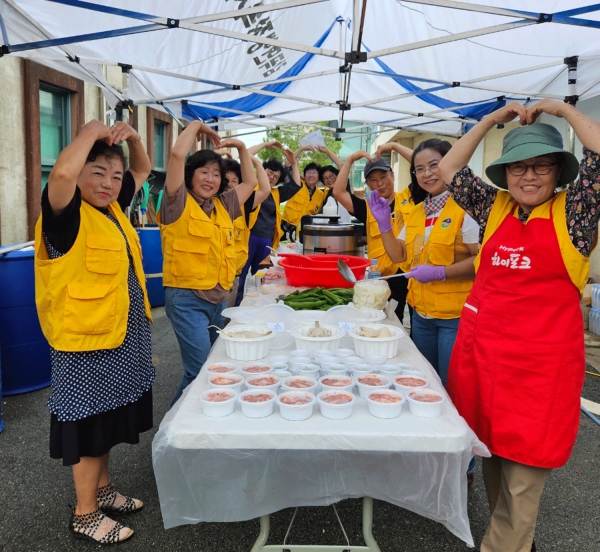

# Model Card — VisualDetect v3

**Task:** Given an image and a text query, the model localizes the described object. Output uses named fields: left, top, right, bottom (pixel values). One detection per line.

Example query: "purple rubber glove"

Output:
left=366, top=190, right=393, bottom=233
left=405, top=265, right=446, bottom=283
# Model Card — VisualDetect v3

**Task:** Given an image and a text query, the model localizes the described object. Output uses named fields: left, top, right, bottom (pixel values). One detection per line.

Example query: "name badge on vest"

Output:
left=441, top=218, right=452, bottom=228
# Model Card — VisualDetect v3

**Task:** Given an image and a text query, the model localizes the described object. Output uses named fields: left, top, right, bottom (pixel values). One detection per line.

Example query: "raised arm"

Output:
left=48, top=119, right=112, bottom=216
left=252, top=156, right=270, bottom=208
left=220, top=138, right=256, bottom=205
left=438, top=102, right=527, bottom=186
left=333, top=150, right=371, bottom=214
left=110, top=121, right=151, bottom=192
left=247, top=140, right=283, bottom=157
left=165, top=121, right=221, bottom=196
left=374, top=142, right=413, bottom=163
left=316, top=145, right=343, bottom=169
left=526, top=99, right=600, bottom=153
left=283, top=147, right=301, bottom=185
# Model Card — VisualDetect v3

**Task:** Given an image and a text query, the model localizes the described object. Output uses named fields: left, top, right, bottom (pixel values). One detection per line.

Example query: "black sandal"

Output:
left=97, top=483, right=144, bottom=516
left=70, top=508, right=133, bottom=545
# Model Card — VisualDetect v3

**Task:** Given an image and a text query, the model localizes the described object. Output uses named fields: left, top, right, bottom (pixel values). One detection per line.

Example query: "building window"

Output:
left=39, top=85, right=71, bottom=190
left=153, top=121, right=167, bottom=170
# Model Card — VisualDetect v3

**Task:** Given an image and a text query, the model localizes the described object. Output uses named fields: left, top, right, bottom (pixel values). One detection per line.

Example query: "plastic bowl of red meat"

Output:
left=317, top=390, right=356, bottom=420
left=406, top=389, right=446, bottom=418
left=200, top=389, right=238, bottom=417
left=238, top=389, right=277, bottom=418
left=276, top=391, right=316, bottom=421
left=355, top=374, right=391, bottom=398
left=366, top=390, right=405, bottom=419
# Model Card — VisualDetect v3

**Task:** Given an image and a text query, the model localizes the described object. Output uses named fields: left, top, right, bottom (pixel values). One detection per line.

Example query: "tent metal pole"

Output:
left=368, top=20, right=533, bottom=59
left=243, top=69, right=341, bottom=89
left=397, top=0, right=539, bottom=20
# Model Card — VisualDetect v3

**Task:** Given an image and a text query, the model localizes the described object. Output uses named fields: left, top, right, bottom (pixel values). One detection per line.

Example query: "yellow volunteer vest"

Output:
left=282, top=183, right=324, bottom=226
left=249, top=187, right=284, bottom=249
left=34, top=200, right=151, bottom=352
left=233, top=205, right=250, bottom=276
left=365, top=192, right=406, bottom=277
left=397, top=186, right=415, bottom=227
left=404, top=198, right=474, bottom=319
left=158, top=192, right=236, bottom=290
left=475, top=190, right=589, bottom=294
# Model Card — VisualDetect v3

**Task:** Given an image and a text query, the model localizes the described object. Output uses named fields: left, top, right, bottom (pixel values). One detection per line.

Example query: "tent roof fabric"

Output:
left=2, top=0, right=600, bottom=136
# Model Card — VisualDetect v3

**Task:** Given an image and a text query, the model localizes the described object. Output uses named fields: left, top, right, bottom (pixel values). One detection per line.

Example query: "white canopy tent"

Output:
left=1, top=0, right=600, bottom=138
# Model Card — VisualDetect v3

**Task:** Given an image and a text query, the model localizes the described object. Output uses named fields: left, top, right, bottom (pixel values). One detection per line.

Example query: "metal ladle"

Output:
left=337, top=259, right=411, bottom=284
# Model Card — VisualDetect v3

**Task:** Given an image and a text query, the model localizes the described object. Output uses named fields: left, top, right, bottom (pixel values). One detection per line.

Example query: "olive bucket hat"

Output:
left=485, top=123, right=579, bottom=189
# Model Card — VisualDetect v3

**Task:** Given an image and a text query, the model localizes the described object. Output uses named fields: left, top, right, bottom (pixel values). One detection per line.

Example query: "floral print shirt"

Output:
left=447, top=147, right=600, bottom=257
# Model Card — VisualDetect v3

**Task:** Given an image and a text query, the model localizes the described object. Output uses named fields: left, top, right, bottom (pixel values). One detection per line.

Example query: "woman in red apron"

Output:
left=438, top=99, right=600, bottom=552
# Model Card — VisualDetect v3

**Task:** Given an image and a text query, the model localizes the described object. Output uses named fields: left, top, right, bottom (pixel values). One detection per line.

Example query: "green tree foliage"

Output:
left=256, top=125, right=342, bottom=172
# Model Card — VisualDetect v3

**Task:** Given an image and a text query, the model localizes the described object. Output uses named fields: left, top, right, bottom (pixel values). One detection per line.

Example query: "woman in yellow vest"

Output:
left=366, top=139, right=480, bottom=386
left=221, top=156, right=270, bottom=308
left=35, top=120, right=153, bottom=544
left=438, top=100, right=600, bottom=552
left=333, top=153, right=421, bottom=321
left=234, top=143, right=302, bottom=305
left=158, top=122, right=257, bottom=405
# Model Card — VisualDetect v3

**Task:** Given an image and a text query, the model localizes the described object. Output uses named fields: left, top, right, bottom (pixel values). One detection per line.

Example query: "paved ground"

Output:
left=1, top=308, right=599, bottom=552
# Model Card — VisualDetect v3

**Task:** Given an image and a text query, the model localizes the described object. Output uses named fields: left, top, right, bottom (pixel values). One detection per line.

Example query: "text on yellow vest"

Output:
left=34, top=200, right=151, bottom=352
left=404, top=197, right=473, bottom=319
left=282, top=183, right=324, bottom=226
left=158, top=192, right=236, bottom=290
left=366, top=192, right=407, bottom=276
left=475, top=190, right=589, bottom=295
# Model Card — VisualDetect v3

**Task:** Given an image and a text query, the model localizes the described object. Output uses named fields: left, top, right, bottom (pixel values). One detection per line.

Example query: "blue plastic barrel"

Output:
left=137, top=226, right=165, bottom=307
left=0, top=247, right=51, bottom=396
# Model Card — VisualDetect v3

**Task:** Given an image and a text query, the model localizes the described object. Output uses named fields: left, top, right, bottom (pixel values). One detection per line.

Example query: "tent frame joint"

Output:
left=232, top=85, right=241, bottom=90
left=339, top=64, right=351, bottom=74
left=118, top=62, right=132, bottom=73
left=336, top=100, right=351, bottom=111
left=167, top=18, right=179, bottom=28
left=345, top=50, right=367, bottom=64
left=67, top=54, right=80, bottom=63
left=564, top=95, right=579, bottom=105
left=0, top=44, right=9, bottom=56
left=537, top=13, right=553, bottom=23
left=452, top=81, right=460, bottom=87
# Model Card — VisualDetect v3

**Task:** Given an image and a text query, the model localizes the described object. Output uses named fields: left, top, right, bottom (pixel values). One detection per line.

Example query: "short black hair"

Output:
left=224, top=158, right=242, bottom=183
left=409, top=139, right=452, bottom=204
left=185, top=150, right=227, bottom=194
left=262, top=158, right=285, bottom=184
left=320, top=164, right=339, bottom=180
left=303, top=162, right=320, bottom=176
left=86, top=140, right=126, bottom=170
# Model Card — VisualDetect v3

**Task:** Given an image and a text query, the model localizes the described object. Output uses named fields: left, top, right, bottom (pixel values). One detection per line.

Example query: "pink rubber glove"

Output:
left=366, top=190, right=393, bottom=233
left=405, top=265, right=446, bottom=283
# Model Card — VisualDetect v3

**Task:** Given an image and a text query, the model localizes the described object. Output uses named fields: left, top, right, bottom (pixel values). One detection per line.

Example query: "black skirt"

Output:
left=50, top=389, right=153, bottom=466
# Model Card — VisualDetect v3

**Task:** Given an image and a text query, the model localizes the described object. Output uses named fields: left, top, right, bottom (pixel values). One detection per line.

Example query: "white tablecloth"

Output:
left=152, top=320, right=488, bottom=546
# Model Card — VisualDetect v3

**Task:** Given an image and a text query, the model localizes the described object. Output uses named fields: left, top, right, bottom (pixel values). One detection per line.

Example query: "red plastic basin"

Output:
left=278, top=254, right=370, bottom=288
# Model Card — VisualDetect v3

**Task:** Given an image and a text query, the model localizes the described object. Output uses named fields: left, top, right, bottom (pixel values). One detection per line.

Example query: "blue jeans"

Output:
left=235, top=234, right=272, bottom=306
left=165, top=287, right=226, bottom=406
left=411, top=311, right=476, bottom=474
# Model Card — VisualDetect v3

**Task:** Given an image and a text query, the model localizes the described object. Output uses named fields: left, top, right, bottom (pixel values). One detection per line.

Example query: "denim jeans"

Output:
left=235, top=234, right=272, bottom=306
left=165, top=287, right=226, bottom=406
left=411, top=311, right=476, bottom=474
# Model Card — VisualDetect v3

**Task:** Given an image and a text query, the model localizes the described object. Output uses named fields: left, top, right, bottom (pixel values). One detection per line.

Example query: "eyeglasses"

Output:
left=413, top=162, right=439, bottom=176
left=323, top=174, right=337, bottom=182
left=506, top=162, right=557, bottom=176
left=305, top=170, right=319, bottom=175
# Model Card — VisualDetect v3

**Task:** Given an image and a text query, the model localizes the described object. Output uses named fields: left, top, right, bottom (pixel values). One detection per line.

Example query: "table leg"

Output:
left=362, top=497, right=381, bottom=552
left=251, top=514, right=271, bottom=552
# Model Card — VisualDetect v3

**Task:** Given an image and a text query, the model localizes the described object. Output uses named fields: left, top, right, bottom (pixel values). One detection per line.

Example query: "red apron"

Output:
left=447, top=200, right=585, bottom=468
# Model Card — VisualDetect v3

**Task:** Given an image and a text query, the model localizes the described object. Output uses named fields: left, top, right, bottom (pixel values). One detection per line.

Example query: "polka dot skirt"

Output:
left=44, top=213, right=155, bottom=422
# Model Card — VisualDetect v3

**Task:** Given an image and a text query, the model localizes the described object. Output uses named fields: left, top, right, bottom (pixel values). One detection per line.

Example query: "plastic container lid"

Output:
left=254, top=304, right=299, bottom=349
left=322, top=305, right=369, bottom=349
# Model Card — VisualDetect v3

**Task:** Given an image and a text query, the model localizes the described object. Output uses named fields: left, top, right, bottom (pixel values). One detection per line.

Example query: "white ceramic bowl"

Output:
left=240, top=362, right=273, bottom=378
left=200, top=388, right=238, bottom=417
left=366, top=390, right=405, bottom=419
left=205, top=362, right=238, bottom=375
left=393, top=374, right=429, bottom=392
left=319, top=375, right=354, bottom=392
left=349, top=324, right=404, bottom=359
left=238, top=389, right=277, bottom=418
left=245, top=374, right=281, bottom=392
left=281, top=376, right=318, bottom=394
left=290, top=323, right=345, bottom=353
left=334, top=348, right=355, bottom=358
left=295, top=363, right=321, bottom=380
left=290, top=349, right=311, bottom=358
left=378, top=364, right=404, bottom=377
left=355, top=373, right=392, bottom=398
left=277, top=391, right=316, bottom=421
left=208, top=373, right=244, bottom=393
left=406, top=389, right=446, bottom=418
left=350, top=364, right=374, bottom=377
left=219, top=324, right=275, bottom=361
left=317, top=390, right=356, bottom=420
